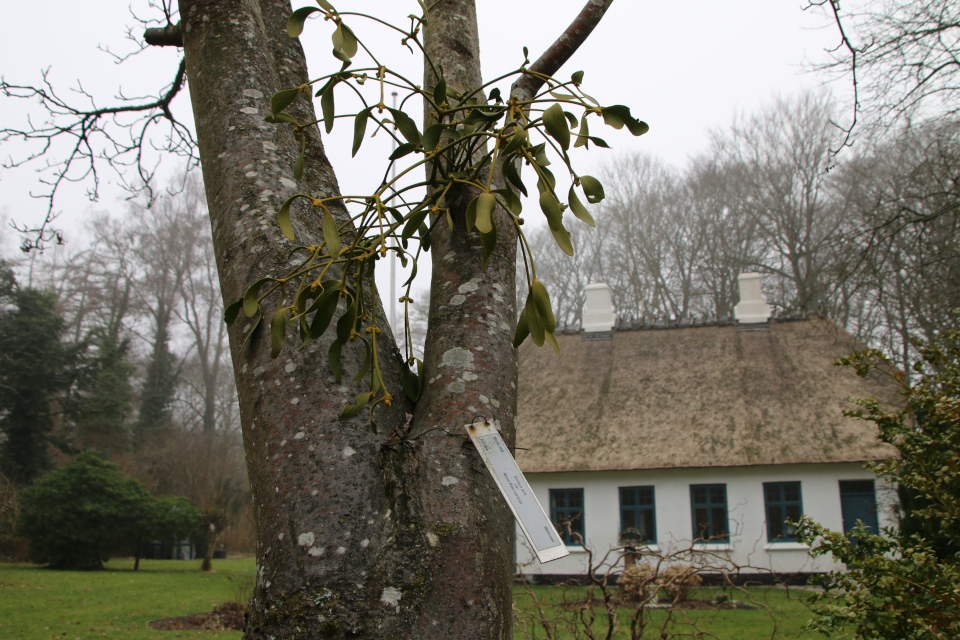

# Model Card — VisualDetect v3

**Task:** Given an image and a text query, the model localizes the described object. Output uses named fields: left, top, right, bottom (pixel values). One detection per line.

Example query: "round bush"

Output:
left=17, top=451, right=155, bottom=570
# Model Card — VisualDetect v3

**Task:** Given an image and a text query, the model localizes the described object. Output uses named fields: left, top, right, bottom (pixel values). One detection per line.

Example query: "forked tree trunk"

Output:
left=178, top=0, right=514, bottom=637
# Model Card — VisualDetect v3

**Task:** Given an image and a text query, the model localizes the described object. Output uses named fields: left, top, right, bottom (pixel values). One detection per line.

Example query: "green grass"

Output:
left=513, top=584, right=833, bottom=640
left=1, top=560, right=829, bottom=640
left=0, top=558, right=255, bottom=640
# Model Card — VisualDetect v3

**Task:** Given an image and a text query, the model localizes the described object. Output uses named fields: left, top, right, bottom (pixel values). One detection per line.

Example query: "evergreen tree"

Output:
left=134, top=322, right=178, bottom=445
left=72, top=330, right=135, bottom=453
left=0, top=266, right=78, bottom=485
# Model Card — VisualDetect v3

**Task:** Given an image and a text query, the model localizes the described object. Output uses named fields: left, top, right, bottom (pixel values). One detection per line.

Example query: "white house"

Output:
left=513, top=276, right=900, bottom=579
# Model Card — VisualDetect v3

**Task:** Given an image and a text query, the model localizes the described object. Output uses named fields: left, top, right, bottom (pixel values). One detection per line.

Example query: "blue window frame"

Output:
left=550, top=488, right=585, bottom=546
left=764, top=482, right=803, bottom=542
left=690, top=484, right=728, bottom=542
left=839, top=480, right=879, bottom=535
left=619, top=486, right=656, bottom=544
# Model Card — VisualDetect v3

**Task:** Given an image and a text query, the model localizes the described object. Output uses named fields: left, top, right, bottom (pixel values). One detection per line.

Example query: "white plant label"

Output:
left=465, top=421, right=569, bottom=563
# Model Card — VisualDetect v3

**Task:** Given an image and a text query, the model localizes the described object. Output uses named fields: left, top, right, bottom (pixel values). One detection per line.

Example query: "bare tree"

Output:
left=707, top=92, right=849, bottom=316
left=808, top=0, right=960, bottom=140
left=836, top=118, right=960, bottom=372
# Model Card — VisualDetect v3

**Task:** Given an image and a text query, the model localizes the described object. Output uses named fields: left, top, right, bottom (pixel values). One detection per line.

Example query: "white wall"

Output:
left=516, top=462, right=897, bottom=576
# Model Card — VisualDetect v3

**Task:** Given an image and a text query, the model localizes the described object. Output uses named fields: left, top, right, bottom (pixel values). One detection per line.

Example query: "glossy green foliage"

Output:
left=17, top=451, right=200, bottom=570
left=227, top=1, right=646, bottom=424
left=797, top=331, right=960, bottom=639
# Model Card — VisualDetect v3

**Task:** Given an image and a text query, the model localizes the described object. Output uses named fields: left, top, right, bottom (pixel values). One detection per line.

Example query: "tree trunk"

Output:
left=178, top=0, right=514, bottom=637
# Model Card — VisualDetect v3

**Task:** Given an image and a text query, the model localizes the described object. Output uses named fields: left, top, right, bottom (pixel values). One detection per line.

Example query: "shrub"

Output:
left=660, top=565, right=702, bottom=603
left=17, top=451, right=199, bottom=570
left=617, top=564, right=658, bottom=602
left=797, top=331, right=960, bottom=639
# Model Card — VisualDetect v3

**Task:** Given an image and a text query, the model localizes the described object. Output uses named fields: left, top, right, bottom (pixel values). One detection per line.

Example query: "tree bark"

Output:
left=178, top=0, right=514, bottom=637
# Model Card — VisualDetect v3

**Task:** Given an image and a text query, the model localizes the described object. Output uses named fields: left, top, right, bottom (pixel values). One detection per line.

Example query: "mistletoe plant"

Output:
left=224, top=0, right=646, bottom=423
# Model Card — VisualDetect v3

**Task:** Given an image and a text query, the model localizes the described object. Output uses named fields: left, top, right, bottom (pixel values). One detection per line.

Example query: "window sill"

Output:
left=565, top=545, right=588, bottom=553
left=693, top=543, right=732, bottom=551
left=763, top=542, right=809, bottom=551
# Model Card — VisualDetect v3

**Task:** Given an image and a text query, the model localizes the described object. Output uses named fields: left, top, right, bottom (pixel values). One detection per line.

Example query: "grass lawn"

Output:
left=1, top=560, right=829, bottom=640
left=0, top=557, right=256, bottom=640
left=513, top=584, right=833, bottom=640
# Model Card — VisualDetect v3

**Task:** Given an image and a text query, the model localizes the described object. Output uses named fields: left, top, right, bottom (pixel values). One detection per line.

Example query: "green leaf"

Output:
left=502, top=125, right=528, bottom=157
left=278, top=195, right=297, bottom=241
left=525, top=295, right=546, bottom=347
left=533, top=143, right=551, bottom=167
left=479, top=220, right=497, bottom=270
left=402, top=205, right=430, bottom=241
left=332, top=23, right=358, bottom=59
left=352, top=107, right=371, bottom=157
left=243, top=278, right=273, bottom=317
left=388, top=108, right=421, bottom=146
left=587, top=136, right=610, bottom=149
left=328, top=339, right=342, bottom=382
left=271, top=88, right=300, bottom=116
left=270, top=307, right=287, bottom=359
left=542, top=103, right=570, bottom=151
left=574, top=114, right=590, bottom=148
left=568, top=185, right=596, bottom=226
left=240, top=314, right=261, bottom=351
left=551, top=223, right=574, bottom=256
left=503, top=159, right=527, bottom=197
left=340, top=391, right=373, bottom=419
left=564, top=111, right=579, bottom=130
left=321, top=81, right=336, bottom=134
left=536, top=166, right=557, bottom=193
left=264, top=113, right=299, bottom=125
left=571, top=70, right=584, bottom=85
left=422, top=123, right=443, bottom=154
left=539, top=190, right=563, bottom=230
left=224, top=299, right=243, bottom=326
left=353, top=342, right=372, bottom=382
left=309, top=286, right=341, bottom=339
left=530, top=280, right=557, bottom=333
left=389, top=142, right=416, bottom=160
left=317, top=0, right=335, bottom=11
left=433, top=77, right=447, bottom=106
left=475, top=193, right=496, bottom=234
left=465, top=195, right=478, bottom=231
left=287, top=7, right=321, bottom=38
left=513, top=307, right=530, bottom=348
left=322, top=208, right=341, bottom=256
left=579, top=175, right=605, bottom=204
left=495, top=188, right=522, bottom=215
left=293, top=135, right=305, bottom=180
left=336, top=296, right=357, bottom=343
left=601, top=105, right=649, bottom=136
left=544, top=331, right=561, bottom=357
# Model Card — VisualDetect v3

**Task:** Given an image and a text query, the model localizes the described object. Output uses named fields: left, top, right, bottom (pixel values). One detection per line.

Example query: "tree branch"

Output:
left=511, top=0, right=615, bottom=100
left=145, top=23, right=183, bottom=47
left=1, top=58, right=193, bottom=252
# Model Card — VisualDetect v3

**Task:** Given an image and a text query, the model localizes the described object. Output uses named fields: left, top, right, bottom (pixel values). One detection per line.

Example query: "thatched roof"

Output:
left=515, top=319, right=901, bottom=473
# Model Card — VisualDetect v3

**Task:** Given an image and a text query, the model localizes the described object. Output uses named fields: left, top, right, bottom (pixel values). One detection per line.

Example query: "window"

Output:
left=690, top=484, right=728, bottom=542
left=550, top=488, right=584, bottom=546
left=839, top=480, right=879, bottom=535
left=764, top=482, right=803, bottom=542
left=619, top=486, right=656, bottom=544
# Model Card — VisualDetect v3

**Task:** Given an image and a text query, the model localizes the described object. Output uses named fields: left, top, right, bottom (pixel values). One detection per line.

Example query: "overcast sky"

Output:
left=0, top=0, right=846, bottom=314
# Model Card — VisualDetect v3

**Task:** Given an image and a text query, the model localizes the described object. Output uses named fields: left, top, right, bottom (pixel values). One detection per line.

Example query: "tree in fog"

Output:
left=0, top=267, right=79, bottom=484
left=838, top=119, right=960, bottom=372
left=706, top=91, right=848, bottom=315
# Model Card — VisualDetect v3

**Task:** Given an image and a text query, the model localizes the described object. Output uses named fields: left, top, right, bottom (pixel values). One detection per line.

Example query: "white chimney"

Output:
left=581, top=283, right=616, bottom=333
left=733, top=272, right=771, bottom=324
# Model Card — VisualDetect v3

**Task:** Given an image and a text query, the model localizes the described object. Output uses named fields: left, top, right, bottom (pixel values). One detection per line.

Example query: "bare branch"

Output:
left=0, top=57, right=194, bottom=252
left=511, top=0, right=615, bottom=100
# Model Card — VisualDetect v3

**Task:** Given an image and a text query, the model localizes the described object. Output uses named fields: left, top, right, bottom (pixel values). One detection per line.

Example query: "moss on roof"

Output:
left=515, top=319, right=900, bottom=473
